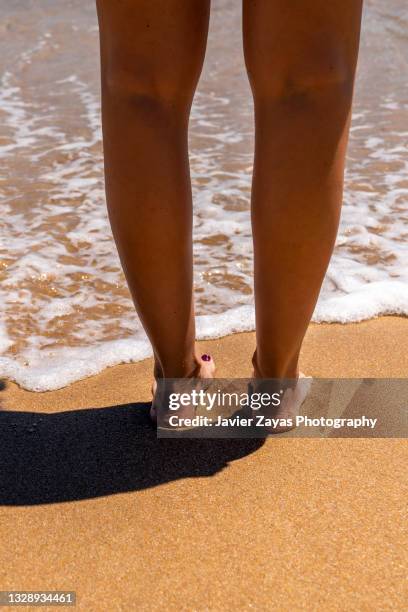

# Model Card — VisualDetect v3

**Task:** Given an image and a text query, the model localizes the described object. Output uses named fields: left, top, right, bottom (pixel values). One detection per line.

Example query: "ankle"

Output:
left=155, top=352, right=201, bottom=379
left=252, top=350, right=299, bottom=380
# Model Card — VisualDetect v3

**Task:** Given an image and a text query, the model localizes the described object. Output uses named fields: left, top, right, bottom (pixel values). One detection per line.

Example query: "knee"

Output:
left=102, top=62, right=192, bottom=114
left=250, top=58, right=355, bottom=111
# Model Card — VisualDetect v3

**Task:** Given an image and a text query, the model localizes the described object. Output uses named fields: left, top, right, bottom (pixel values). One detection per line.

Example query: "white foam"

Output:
left=0, top=322, right=13, bottom=354
left=2, top=282, right=408, bottom=391
left=313, top=281, right=408, bottom=323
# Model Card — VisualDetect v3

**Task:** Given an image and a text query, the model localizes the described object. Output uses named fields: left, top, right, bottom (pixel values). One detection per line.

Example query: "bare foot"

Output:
left=251, top=372, right=312, bottom=434
left=150, top=353, right=215, bottom=427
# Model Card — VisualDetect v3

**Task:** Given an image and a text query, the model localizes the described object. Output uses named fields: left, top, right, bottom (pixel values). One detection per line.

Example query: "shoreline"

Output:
left=2, top=316, right=407, bottom=412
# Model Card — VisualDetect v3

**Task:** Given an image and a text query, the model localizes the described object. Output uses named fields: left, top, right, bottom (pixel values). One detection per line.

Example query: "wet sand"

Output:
left=1, top=317, right=407, bottom=610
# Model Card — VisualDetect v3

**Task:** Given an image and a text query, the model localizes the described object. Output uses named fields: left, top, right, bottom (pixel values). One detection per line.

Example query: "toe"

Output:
left=200, top=353, right=215, bottom=377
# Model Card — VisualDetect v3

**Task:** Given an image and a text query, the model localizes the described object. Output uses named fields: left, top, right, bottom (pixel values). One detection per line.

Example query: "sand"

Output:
left=1, top=316, right=407, bottom=610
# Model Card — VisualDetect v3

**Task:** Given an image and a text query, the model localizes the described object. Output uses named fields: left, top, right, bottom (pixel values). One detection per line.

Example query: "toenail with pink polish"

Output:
left=201, top=354, right=211, bottom=362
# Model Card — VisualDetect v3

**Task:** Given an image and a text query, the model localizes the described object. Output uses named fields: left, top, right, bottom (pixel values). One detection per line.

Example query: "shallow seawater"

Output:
left=0, top=0, right=407, bottom=390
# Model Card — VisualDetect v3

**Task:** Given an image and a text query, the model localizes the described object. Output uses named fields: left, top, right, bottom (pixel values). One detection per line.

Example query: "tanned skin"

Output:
left=96, top=0, right=363, bottom=386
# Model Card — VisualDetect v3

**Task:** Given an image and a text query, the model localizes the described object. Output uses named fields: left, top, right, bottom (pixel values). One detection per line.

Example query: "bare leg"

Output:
left=243, top=0, right=363, bottom=379
left=96, top=0, right=211, bottom=379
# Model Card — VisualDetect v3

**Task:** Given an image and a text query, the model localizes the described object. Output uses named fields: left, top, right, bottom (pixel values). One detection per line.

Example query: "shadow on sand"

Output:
left=0, top=383, right=264, bottom=506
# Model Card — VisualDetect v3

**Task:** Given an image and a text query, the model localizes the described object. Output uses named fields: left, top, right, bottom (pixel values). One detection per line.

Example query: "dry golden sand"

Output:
left=1, top=317, right=407, bottom=610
